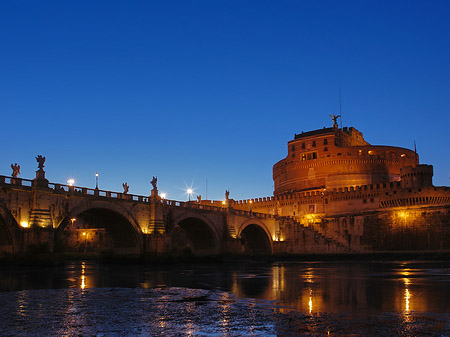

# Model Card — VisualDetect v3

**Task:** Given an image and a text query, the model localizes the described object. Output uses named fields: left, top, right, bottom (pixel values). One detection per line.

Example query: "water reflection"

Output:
left=15, top=291, right=28, bottom=317
left=1, top=260, right=450, bottom=315
left=80, top=261, right=86, bottom=289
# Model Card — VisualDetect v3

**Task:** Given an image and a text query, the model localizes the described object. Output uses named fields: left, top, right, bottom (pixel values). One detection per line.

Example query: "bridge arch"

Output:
left=237, top=219, right=273, bottom=255
left=170, top=213, right=220, bottom=256
left=56, top=200, right=143, bottom=256
left=0, top=205, right=21, bottom=255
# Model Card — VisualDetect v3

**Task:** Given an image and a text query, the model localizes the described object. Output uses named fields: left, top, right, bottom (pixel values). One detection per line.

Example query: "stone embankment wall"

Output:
left=232, top=184, right=450, bottom=252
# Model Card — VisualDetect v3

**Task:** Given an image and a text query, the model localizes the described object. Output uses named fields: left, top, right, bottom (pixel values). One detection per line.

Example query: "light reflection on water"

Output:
left=1, top=260, right=450, bottom=315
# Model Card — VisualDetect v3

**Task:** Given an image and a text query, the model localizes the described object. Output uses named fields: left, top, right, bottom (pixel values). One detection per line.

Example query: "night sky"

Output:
left=1, top=1, right=449, bottom=201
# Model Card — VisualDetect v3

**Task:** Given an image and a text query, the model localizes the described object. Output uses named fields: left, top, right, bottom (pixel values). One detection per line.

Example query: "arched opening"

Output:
left=240, top=224, right=272, bottom=256
left=56, top=208, right=141, bottom=256
left=171, top=217, right=218, bottom=256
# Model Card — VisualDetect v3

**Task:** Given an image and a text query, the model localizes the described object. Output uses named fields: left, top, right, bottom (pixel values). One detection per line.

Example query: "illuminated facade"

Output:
left=274, top=125, right=418, bottom=195
left=233, top=122, right=450, bottom=252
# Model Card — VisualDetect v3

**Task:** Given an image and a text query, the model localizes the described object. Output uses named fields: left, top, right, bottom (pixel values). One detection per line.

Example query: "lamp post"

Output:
left=70, top=218, right=76, bottom=231
left=95, top=173, right=99, bottom=190
left=187, top=188, right=193, bottom=202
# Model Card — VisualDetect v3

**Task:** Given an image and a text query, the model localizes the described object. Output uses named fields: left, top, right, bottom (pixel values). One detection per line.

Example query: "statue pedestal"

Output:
left=33, top=169, right=48, bottom=188
left=151, top=188, right=158, bottom=198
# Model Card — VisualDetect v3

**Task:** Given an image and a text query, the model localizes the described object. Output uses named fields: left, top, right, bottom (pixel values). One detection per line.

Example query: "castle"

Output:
left=228, top=117, right=450, bottom=252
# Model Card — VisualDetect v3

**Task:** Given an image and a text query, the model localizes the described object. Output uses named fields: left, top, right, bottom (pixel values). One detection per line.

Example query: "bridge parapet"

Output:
left=0, top=175, right=151, bottom=203
left=1, top=175, right=279, bottom=219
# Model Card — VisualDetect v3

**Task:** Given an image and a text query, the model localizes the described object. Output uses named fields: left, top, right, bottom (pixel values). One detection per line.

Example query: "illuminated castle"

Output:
left=274, top=123, right=421, bottom=195
left=232, top=117, right=450, bottom=252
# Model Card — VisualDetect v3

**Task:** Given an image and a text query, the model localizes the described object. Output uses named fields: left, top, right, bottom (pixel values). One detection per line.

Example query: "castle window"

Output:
left=302, top=142, right=305, bottom=149
left=337, top=153, right=341, bottom=156
left=292, top=153, right=295, bottom=158
left=303, top=152, right=318, bottom=160
left=324, top=147, right=328, bottom=151
left=292, top=145, right=295, bottom=152
left=312, top=140, right=316, bottom=147
left=324, top=138, right=328, bottom=145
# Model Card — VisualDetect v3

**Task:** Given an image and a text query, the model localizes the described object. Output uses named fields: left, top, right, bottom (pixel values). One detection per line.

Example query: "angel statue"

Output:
left=329, top=114, right=341, bottom=128
left=36, top=155, right=46, bottom=170
left=11, top=163, right=20, bottom=178
left=122, top=182, right=129, bottom=194
left=225, top=189, right=230, bottom=201
left=151, top=176, right=157, bottom=190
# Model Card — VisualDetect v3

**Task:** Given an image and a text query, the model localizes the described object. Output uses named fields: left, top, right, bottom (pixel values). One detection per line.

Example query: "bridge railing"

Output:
left=0, top=174, right=275, bottom=218
left=160, top=199, right=227, bottom=213
left=1, top=175, right=150, bottom=204
left=231, top=208, right=276, bottom=219
left=0, top=176, right=34, bottom=188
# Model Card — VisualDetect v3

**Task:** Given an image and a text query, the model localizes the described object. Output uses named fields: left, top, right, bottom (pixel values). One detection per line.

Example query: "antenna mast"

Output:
left=339, top=88, right=343, bottom=129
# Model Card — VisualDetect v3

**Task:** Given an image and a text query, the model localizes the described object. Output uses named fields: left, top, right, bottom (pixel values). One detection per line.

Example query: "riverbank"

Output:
left=2, top=250, right=450, bottom=266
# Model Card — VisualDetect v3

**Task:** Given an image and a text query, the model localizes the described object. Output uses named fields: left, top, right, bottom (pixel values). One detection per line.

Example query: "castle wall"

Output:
left=233, top=184, right=450, bottom=252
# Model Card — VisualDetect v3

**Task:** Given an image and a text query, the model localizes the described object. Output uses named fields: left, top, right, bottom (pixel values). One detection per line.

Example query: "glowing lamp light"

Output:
left=67, top=178, right=75, bottom=186
left=20, top=221, right=29, bottom=228
left=186, top=188, right=193, bottom=201
left=160, top=193, right=166, bottom=199
left=222, top=201, right=226, bottom=205
left=82, top=232, right=86, bottom=236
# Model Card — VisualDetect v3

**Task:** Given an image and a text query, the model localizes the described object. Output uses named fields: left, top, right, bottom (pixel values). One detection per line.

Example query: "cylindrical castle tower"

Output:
left=273, top=125, right=418, bottom=195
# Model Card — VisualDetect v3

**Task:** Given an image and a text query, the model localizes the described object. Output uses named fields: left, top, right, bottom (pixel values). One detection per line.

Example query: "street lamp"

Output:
left=70, top=218, right=76, bottom=230
left=187, top=188, right=193, bottom=201
left=67, top=178, right=75, bottom=186
left=95, top=172, right=99, bottom=190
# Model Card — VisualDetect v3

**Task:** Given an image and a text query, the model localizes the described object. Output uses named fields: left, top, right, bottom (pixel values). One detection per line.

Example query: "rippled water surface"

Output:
left=1, top=260, right=450, bottom=336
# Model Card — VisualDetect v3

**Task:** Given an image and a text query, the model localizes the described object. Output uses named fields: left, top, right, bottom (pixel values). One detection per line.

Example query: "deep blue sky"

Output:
left=1, top=1, right=449, bottom=201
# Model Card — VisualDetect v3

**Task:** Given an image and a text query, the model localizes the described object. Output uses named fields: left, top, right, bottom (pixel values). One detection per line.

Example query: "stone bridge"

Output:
left=0, top=174, right=344, bottom=257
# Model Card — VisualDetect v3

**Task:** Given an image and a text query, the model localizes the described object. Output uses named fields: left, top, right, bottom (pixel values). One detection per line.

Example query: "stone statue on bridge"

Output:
left=197, top=195, right=202, bottom=203
left=122, top=182, right=129, bottom=194
left=151, top=176, right=157, bottom=190
left=36, top=155, right=46, bottom=170
left=225, top=190, right=230, bottom=201
left=11, top=163, right=20, bottom=178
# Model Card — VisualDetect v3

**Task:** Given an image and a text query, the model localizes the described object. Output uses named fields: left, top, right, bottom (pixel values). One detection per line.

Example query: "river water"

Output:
left=1, top=260, right=449, bottom=336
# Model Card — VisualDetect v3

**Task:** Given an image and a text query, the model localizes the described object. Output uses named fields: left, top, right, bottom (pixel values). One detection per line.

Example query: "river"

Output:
left=1, top=259, right=449, bottom=336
